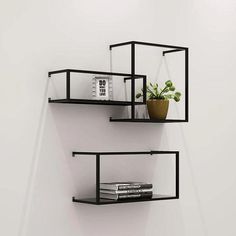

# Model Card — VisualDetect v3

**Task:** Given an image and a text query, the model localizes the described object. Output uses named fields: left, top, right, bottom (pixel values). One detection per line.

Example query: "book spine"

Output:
left=118, top=192, right=152, bottom=199
left=118, top=184, right=152, bottom=190
left=120, top=189, right=152, bottom=194
left=100, top=189, right=153, bottom=194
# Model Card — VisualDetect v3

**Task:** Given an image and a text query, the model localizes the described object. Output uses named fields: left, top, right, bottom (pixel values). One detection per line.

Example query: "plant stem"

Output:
left=147, top=87, right=156, bottom=97
left=159, top=85, right=168, bottom=97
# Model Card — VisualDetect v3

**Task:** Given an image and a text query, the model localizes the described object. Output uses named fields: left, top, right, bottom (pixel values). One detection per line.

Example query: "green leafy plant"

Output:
left=136, top=80, right=181, bottom=102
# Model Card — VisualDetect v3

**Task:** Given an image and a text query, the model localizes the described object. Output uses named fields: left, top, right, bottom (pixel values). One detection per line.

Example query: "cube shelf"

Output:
left=109, top=41, right=189, bottom=123
left=72, top=151, right=179, bottom=205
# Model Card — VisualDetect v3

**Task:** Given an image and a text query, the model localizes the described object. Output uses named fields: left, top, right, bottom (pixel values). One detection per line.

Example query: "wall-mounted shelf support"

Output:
left=72, top=150, right=179, bottom=205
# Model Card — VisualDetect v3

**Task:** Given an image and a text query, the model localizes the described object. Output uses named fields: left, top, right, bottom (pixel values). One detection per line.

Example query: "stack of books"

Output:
left=100, top=181, right=153, bottom=200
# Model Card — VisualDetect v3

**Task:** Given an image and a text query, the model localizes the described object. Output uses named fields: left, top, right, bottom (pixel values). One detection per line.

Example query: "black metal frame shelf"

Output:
left=48, top=69, right=146, bottom=106
left=72, top=150, right=179, bottom=205
left=109, top=41, right=189, bottom=123
left=48, top=41, right=189, bottom=123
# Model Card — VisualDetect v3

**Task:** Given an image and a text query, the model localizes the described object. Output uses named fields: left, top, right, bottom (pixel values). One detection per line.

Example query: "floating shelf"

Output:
left=72, top=150, right=179, bottom=205
left=72, top=194, right=177, bottom=205
left=110, top=118, right=187, bottom=123
left=48, top=98, right=144, bottom=106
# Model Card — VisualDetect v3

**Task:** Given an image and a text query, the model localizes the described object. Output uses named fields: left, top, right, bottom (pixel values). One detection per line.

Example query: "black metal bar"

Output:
left=109, top=118, right=187, bottom=123
left=131, top=43, right=135, bottom=119
left=48, top=69, right=146, bottom=78
left=132, top=41, right=187, bottom=50
left=48, top=69, right=68, bottom=77
left=73, top=151, right=152, bottom=156
left=96, top=154, right=100, bottom=203
left=143, top=75, right=147, bottom=104
left=109, top=41, right=134, bottom=49
left=72, top=150, right=178, bottom=156
left=66, top=71, right=70, bottom=99
left=48, top=98, right=144, bottom=106
left=185, top=48, right=189, bottom=122
left=151, top=150, right=178, bottom=155
left=162, top=49, right=184, bottom=56
left=176, top=152, right=179, bottom=198
left=123, top=75, right=145, bottom=82
left=109, top=41, right=187, bottom=50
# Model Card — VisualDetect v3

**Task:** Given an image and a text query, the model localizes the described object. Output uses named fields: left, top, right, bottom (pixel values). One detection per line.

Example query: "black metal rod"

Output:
left=124, top=75, right=145, bottom=82
left=48, top=98, right=144, bottom=106
left=162, top=49, right=184, bottom=56
left=123, top=75, right=146, bottom=103
left=72, top=151, right=178, bottom=156
left=143, top=75, right=147, bottom=104
left=109, top=118, right=187, bottom=123
left=176, top=152, right=179, bottom=198
left=109, top=41, right=134, bottom=50
left=66, top=71, right=70, bottom=99
left=48, top=69, right=68, bottom=76
left=96, top=154, right=100, bottom=203
left=133, top=41, right=187, bottom=50
left=185, top=48, right=189, bottom=122
left=48, top=69, right=145, bottom=78
left=110, top=41, right=187, bottom=50
left=131, top=43, right=135, bottom=119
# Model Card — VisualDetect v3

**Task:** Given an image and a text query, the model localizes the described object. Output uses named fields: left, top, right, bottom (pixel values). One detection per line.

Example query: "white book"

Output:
left=100, top=192, right=153, bottom=200
left=100, top=188, right=153, bottom=194
left=100, top=182, right=152, bottom=190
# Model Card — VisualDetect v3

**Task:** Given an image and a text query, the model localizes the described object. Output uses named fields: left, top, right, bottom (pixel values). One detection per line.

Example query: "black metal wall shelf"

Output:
left=48, top=41, right=189, bottom=123
left=48, top=69, right=146, bottom=106
left=109, top=41, right=189, bottom=123
left=72, top=151, right=179, bottom=205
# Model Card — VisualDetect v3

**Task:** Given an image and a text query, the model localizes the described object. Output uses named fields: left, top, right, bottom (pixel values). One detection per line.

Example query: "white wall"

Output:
left=1, top=0, right=236, bottom=235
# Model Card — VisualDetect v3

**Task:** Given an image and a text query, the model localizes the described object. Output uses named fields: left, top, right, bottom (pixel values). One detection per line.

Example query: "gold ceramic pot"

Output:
left=147, top=99, right=169, bottom=119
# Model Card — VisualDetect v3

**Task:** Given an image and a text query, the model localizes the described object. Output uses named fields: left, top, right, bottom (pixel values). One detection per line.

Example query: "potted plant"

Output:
left=136, top=80, right=181, bottom=119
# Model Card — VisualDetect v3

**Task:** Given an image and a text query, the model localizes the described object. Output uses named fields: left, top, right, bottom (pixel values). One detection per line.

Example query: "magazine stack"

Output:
left=100, top=182, right=153, bottom=200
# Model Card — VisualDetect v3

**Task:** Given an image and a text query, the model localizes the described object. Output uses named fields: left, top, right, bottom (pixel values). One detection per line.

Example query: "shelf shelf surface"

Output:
left=109, top=118, right=188, bottom=123
left=49, top=98, right=144, bottom=106
left=72, top=194, right=178, bottom=205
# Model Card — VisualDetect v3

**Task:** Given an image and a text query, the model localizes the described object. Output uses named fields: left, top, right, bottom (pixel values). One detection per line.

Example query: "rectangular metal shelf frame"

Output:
left=72, top=150, right=179, bottom=205
left=109, top=41, right=189, bottom=122
left=48, top=69, right=147, bottom=106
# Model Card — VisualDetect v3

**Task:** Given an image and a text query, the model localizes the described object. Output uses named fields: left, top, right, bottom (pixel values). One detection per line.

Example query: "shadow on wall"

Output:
left=23, top=77, right=187, bottom=236
left=74, top=203, right=150, bottom=236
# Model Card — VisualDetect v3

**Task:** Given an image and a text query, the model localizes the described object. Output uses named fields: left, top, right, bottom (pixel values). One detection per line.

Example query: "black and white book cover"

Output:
left=100, top=188, right=153, bottom=194
left=100, top=181, right=153, bottom=190
left=100, top=192, right=153, bottom=200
